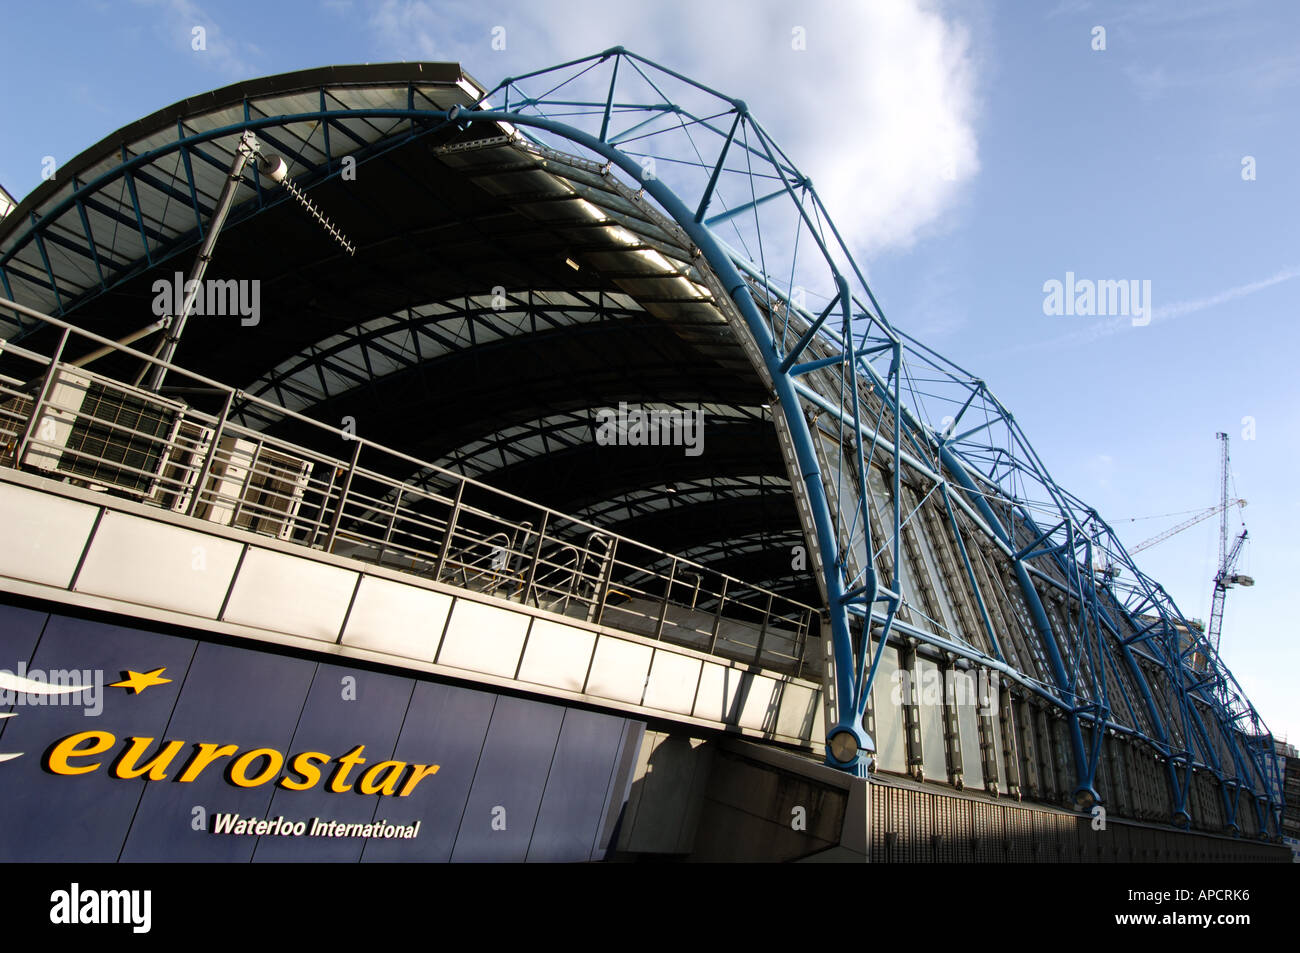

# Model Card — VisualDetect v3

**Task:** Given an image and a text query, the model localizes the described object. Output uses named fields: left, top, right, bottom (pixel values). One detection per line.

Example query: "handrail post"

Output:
left=310, top=463, right=339, bottom=549
left=560, top=544, right=580, bottom=613
left=14, top=327, right=71, bottom=467
left=323, top=438, right=362, bottom=551
left=186, top=389, right=233, bottom=517
left=753, top=591, right=774, bottom=664
left=593, top=537, right=620, bottom=626
left=227, top=438, right=264, bottom=530
left=522, top=511, right=549, bottom=606
left=708, top=576, right=729, bottom=654
left=433, top=479, right=465, bottom=581
left=379, top=486, right=404, bottom=563
left=795, top=608, right=813, bottom=680
left=654, top=557, right=678, bottom=641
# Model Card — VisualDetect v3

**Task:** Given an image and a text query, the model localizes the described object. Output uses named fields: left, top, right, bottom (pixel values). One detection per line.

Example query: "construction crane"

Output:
left=1096, top=496, right=1243, bottom=582
left=1129, top=497, right=1246, bottom=555
left=1207, top=432, right=1253, bottom=654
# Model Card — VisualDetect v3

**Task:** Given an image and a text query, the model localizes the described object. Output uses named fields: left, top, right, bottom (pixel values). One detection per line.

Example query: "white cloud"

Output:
left=1087, top=453, right=1116, bottom=489
left=366, top=0, right=982, bottom=260
left=132, top=0, right=258, bottom=78
left=1044, top=1, right=1094, bottom=17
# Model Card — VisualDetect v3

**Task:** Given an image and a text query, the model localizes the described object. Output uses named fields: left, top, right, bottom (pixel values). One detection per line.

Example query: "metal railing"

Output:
left=0, top=298, right=820, bottom=678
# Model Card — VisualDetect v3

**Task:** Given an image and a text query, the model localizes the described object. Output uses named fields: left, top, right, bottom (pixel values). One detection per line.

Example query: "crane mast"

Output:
left=1218, top=433, right=1229, bottom=572
left=1207, top=433, right=1254, bottom=655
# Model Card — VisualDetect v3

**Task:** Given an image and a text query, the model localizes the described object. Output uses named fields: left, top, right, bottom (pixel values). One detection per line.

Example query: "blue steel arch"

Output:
left=0, top=50, right=1281, bottom=833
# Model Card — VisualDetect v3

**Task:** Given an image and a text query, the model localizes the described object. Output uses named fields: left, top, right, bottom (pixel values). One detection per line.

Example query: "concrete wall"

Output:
left=609, top=734, right=1290, bottom=863
left=614, top=734, right=857, bottom=861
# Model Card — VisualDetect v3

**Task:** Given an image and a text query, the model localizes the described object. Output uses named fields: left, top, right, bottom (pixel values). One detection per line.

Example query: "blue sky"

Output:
left=2, top=0, right=1298, bottom=741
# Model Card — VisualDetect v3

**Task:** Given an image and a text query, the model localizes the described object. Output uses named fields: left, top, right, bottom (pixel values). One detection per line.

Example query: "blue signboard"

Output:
left=0, top=600, right=643, bottom=862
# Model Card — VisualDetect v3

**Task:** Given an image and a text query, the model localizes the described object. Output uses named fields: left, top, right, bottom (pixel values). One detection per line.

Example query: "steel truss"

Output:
left=0, top=49, right=1279, bottom=833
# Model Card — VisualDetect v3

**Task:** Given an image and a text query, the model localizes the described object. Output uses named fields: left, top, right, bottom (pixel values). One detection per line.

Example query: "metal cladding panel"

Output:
left=872, top=784, right=899, bottom=862
left=0, top=482, right=99, bottom=588
left=120, top=641, right=317, bottom=862
left=0, top=599, right=644, bottom=862
left=932, top=794, right=955, bottom=862
left=360, top=681, right=496, bottom=863
left=642, top=649, right=701, bottom=716
left=222, top=547, right=357, bottom=642
left=1111, top=823, right=1133, bottom=861
left=693, top=661, right=742, bottom=722
left=990, top=716, right=1007, bottom=792
left=872, top=644, right=906, bottom=773
left=954, top=671, right=984, bottom=789
left=74, top=511, right=244, bottom=618
left=916, top=657, right=946, bottom=781
left=585, top=637, right=653, bottom=705
left=526, top=707, right=630, bottom=862
left=437, top=599, right=530, bottom=678
left=905, top=788, right=929, bottom=861
left=947, top=797, right=971, bottom=862
left=449, top=695, right=565, bottom=862
left=973, top=801, right=1002, bottom=862
left=253, top=663, right=414, bottom=862
left=0, top=614, right=199, bottom=861
left=516, top=617, right=596, bottom=693
left=1007, top=805, right=1033, bottom=862
left=737, top=673, right=780, bottom=731
left=341, top=575, right=452, bottom=663
left=1089, top=820, right=1111, bottom=862
left=0, top=601, right=48, bottom=674
left=774, top=681, right=818, bottom=739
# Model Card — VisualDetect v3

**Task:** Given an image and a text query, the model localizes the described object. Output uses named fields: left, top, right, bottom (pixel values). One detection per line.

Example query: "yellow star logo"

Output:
left=110, top=668, right=173, bottom=695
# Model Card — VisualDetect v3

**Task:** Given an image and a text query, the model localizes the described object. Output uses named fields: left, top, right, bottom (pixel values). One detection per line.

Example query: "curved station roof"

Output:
left=0, top=54, right=1282, bottom=835
left=0, top=63, right=803, bottom=598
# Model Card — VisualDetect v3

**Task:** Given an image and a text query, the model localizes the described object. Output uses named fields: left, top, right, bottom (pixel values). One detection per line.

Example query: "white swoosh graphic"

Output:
left=0, top=712, right=19, bottom=761
left=0, top=671, right=87, bottom=695
left=0, top=673, right=94, bottom=762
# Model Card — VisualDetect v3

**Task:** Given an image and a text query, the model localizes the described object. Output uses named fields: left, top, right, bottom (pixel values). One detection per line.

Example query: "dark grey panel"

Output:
left=0, top=614, right=196, bottom=861
left=450, top=695, right=565, bottom=862
left=0, top=602, right=50, bottom=722
left=119, top=641, right=315, bottom=862
left=528, top=708, right=631, bottom=862
left=593, top=720, right=645, bottom=859
left=360, top=681, right=496, bottom=862
left=253, top=663, right=414, bottom=862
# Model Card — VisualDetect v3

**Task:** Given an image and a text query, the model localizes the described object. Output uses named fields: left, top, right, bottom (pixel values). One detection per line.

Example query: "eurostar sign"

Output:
left=46, top=732, right=441, bottom=796
left=3, top=663, right=441, bottom=798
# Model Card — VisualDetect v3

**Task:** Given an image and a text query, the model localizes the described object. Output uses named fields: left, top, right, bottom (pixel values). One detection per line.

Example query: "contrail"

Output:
left=994, top=264, right=1300, bottom=358
left=1151, top=264, right=1300, bottom=322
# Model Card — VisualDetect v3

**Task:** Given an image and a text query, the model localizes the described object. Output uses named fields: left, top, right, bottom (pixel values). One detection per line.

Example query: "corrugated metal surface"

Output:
left=866, top=778, right=1287, bottom=863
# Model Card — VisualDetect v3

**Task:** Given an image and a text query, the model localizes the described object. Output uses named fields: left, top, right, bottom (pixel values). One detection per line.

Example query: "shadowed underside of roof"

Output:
left=0, top=62, right=815, bottom=601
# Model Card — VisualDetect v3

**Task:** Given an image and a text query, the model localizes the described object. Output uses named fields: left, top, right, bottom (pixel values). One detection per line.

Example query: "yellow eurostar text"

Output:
left=45, top=731, right=440, bottom=796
